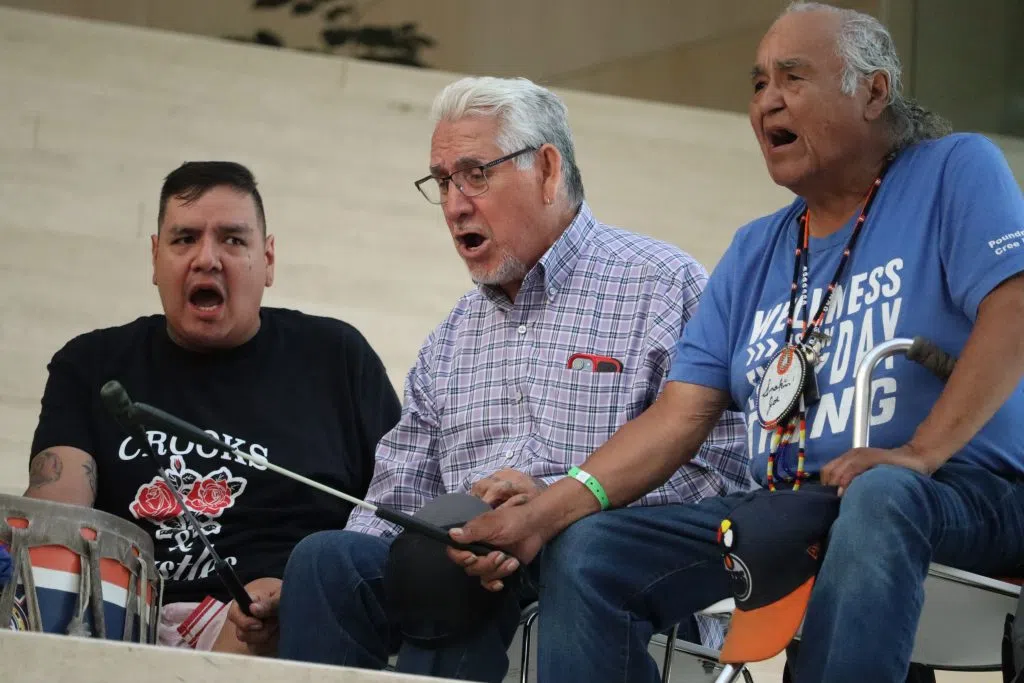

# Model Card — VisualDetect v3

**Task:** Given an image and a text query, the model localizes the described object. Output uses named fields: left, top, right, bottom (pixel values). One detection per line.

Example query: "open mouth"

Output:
left=457, top=232, right=487, bottom=250
left=766, top=127, right=799, bottom=148
left=188, top=286, right=225, bottom=311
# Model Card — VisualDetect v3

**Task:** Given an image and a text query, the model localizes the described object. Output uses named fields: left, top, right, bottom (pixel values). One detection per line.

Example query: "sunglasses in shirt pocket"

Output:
left=566, top=353, right=623, bottom=373
left=531, top=355, right=626, bottom=452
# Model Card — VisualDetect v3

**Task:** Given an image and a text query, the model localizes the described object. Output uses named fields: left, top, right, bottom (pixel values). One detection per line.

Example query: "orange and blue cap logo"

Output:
left=723, top=552, right=753, bottom=603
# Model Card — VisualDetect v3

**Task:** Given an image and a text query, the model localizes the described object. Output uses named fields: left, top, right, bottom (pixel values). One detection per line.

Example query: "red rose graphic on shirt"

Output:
left=130, top=481, right=183, bottom=522
left=128, top=456, right=248, bottom=553
left=184, top=478, right=233, bottom=516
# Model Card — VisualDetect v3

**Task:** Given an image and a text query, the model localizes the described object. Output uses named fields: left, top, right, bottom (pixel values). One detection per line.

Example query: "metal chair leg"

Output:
left=516, top=603, right=750, bottom=683
left=714, top=664, right=746, bottom=683
left=519, top=606, right=540, bottom=683
left=661, top=624, right=679, bottom=683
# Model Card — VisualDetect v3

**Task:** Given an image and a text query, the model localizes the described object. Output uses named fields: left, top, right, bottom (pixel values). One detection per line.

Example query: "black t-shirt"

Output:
left=30, top=307, right=401, bottom=604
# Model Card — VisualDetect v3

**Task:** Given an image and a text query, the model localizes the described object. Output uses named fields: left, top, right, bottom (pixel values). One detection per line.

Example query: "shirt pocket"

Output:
left=529, top=366, right=626, bottom=456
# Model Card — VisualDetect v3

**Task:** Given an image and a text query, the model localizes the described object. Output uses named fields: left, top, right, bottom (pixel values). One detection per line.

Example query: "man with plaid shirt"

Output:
left=272, top=76, right=750, bottom=681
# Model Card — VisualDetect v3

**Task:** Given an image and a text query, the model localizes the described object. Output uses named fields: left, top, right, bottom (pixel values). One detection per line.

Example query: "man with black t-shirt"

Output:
left=25, top=161, right=401, bottom=654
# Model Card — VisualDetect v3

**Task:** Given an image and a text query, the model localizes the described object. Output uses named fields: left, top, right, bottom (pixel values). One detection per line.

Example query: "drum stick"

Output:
left=150, top=463, right=255, bottom=616
left=100, top=383, right=255, bottom=616
left=101, top=381, right=497, bottom=558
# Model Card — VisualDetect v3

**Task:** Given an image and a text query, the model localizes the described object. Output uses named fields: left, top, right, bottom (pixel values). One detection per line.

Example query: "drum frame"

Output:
left=0, top=495, right=163, bottom=643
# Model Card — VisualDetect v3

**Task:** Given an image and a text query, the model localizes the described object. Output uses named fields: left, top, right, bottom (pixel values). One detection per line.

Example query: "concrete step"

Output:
left=0, top=628, right=457, bottom=683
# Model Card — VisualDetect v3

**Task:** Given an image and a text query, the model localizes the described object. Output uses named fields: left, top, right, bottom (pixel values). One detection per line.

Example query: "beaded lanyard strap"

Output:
left=765, top=160, right=892, bottom=491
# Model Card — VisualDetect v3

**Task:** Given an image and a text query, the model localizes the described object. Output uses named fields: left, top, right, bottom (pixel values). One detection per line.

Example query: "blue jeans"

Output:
left=537, top=461, right=1024, bottom=683
left=276, top=530, right=522, bottom=681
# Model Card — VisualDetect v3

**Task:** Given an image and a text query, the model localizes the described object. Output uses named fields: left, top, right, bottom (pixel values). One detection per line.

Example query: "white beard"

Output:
left=470, top=250, right=528, bottom=287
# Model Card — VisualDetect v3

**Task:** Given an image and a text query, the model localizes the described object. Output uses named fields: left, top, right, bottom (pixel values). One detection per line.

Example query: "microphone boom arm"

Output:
left=129, top=400, right=499, bottom=557
left=100, top=382, right=254, bottom=616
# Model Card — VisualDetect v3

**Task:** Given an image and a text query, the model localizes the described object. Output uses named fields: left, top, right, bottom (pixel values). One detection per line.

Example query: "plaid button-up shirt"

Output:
left=348, top=203, right=751, bottom=538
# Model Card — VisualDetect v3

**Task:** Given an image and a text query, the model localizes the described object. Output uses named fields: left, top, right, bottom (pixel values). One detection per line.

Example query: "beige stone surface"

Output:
left=0, top=628, right=457, bottom=682
left=0, top=0, right=906, bottom=115
left=0, top=626, right=1006, bottom=683
left=2, top=0, right=1020, bottom=135
left=547, top=0, right=887, bottom=114
left=0, top=0, right=812, bottom=80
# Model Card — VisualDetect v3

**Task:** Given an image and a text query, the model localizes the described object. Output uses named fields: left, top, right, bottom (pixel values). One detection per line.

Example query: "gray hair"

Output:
left=430, top=76, right=585, bottom=208
left=784, top=2, right=952, bottom=150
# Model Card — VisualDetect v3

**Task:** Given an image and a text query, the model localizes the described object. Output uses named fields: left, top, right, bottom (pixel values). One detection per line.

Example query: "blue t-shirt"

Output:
left=671, top=133, right=1024, bottom=486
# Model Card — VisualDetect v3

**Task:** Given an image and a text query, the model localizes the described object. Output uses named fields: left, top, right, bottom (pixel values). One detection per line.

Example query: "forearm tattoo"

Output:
left=28, top=450, right=63, bottom=489
left=83, top=458, right=97, bottom=499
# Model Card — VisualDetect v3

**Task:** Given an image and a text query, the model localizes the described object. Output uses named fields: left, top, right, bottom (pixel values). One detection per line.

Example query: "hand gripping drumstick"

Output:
left=100, top=381, right=499, bottom=559
left=100, top=382, right=255, bottom=617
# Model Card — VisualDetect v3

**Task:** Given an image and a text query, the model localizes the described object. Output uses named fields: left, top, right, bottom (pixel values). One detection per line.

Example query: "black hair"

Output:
left=158, top=161, right=266, bottom=234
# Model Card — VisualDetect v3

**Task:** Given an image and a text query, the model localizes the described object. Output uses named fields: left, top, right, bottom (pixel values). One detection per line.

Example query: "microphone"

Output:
left=119, top=389, right=499, bottom=557
left=100, top=380, right=136, bottom=423
left=100, top=381, right=254, bottom=616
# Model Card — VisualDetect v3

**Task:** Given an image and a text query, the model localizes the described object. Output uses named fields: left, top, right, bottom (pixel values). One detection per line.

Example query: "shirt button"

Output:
left=517, top=324, right=527, bottom=335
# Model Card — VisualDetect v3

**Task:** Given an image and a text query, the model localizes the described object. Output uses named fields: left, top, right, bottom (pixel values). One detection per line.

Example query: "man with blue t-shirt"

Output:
left=446, top=4, right=1024, bottom=683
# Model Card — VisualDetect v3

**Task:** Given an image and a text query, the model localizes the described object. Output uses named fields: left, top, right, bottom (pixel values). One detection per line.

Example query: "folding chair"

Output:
left=517, top=601, right=539, bottom=683
left=713, top=337, right=1023, bottom=682
left=517, top=599, right=754, bottom=683
left=1005, top=575, right=1024, bottom=682
left=655, top=599, right=754, bottom=683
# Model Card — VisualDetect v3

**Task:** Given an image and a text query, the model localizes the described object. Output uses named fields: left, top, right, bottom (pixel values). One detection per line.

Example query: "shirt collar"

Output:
left=536, top=202, right=595, bottom=302
left=476, top=202, right=595, bottom=308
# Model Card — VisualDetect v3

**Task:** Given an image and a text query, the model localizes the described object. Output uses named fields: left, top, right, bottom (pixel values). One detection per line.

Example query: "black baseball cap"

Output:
left=383, top=493, right=521, bottom=649
left=717, top=486, right=841, bottom=663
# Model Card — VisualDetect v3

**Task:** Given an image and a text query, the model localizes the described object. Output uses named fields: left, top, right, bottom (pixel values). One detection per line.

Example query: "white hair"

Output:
left=430, top=76, right=585, bottom=207
left=785, top=2, right=951, bottom=150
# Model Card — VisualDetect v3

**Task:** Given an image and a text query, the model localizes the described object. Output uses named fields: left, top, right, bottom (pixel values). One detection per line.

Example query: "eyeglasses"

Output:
left=414, top=147, right=538, bottom=205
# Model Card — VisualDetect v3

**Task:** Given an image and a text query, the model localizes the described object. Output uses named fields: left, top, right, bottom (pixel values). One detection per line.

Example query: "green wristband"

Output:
left=568, top=466, right=611, bottom=510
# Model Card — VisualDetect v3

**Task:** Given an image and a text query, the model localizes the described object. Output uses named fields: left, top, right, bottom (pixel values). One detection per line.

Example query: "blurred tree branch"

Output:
left=225, top=0, right=435, bottom=68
